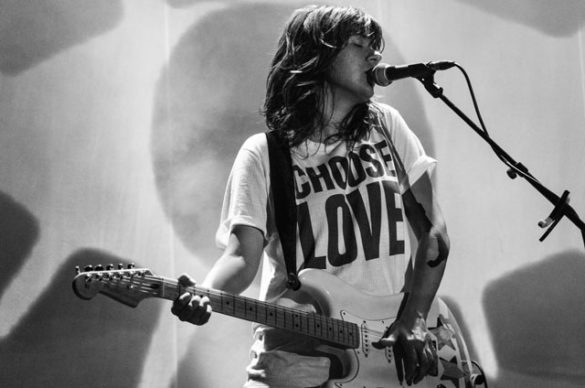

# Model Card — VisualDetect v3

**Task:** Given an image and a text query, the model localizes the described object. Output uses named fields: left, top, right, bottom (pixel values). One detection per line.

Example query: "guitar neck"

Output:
left=148, top=275, right=359, bottom=349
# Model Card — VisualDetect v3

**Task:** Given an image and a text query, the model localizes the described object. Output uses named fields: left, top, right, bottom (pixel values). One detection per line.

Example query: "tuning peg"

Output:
left=118, top=263, right=124, bottom=269
left=75, top=266, right=81, bottom=275
left=106, top=264, right=114, bottom=270
left=128, top=263, right=135, bottom=269
left=84, top=265, right=93, bottom=272
left=95, top=264, right=104, bottom=271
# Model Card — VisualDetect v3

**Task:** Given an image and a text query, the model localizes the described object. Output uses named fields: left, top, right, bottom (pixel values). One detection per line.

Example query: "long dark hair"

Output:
left=263, top=5, right=384, bottom=147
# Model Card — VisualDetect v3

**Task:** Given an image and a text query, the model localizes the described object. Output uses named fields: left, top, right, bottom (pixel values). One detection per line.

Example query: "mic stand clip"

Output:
left=538, top=190, right=570, bottom=242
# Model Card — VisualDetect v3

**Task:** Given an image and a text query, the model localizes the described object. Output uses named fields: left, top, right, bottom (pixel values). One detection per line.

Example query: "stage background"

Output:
left=1, top=0, right=584, bottom=387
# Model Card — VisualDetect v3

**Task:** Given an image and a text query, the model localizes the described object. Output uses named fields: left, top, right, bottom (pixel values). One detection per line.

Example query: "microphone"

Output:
left=371, top=61, right=455, bottom=86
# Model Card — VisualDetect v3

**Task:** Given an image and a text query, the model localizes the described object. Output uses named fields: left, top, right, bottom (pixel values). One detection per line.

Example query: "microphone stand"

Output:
left=416, top=72, right=585, bottom=248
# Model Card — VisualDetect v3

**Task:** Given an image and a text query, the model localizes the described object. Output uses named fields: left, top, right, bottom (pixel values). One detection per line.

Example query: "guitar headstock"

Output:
left=72, top=264, right=155, bottom=307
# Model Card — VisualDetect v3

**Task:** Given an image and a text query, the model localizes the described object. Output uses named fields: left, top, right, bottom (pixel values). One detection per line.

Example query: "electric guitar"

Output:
left=72, top=265, right=473, bottom=388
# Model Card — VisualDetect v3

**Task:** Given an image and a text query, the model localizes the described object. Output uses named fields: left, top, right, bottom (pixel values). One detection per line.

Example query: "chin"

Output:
left=363, top=84, right=376, bottom=99
left=358, top=89, right=375, bottom=103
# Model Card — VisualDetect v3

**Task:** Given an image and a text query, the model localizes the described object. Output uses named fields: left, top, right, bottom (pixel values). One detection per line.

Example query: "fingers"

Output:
left=372, top=332, right=396, bottom=349
left=379, top=327, right=438, bottom=386
left=171, top=293, right=212, bottom=326
left=404, top=335, right=439, bottom=385
left=171, top=274, right=211, bottom=325
left=177, top=273, right=196, bottom=287
left=393, top=341, right=405, bottom=384
left=427, top=335, right=439, bottom=376
left=403, top=341, right=419, bottom=385
left=412, top=340, right=431, bottom=385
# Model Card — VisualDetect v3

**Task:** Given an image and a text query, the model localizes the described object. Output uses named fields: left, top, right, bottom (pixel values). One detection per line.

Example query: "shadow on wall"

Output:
left=0, top=192, right=39, bottom=296
left=151, top=2, right=299, bottom=263
left=0, top=248, right=162, bottom=388
left=170, top=314, right=253, bottom=388
left=0, top=0, right=122, bottom=75
left=484, top=249, right=585, bottom=386
left=152, top=5, right=301, bottom=387
left=151, top=2, right=436, bottom=265
left=454, top=0, right=585, bottom=36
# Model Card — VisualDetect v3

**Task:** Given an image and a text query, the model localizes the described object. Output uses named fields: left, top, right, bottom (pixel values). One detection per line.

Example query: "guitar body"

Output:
left=296, top=269, right=472, bottom=388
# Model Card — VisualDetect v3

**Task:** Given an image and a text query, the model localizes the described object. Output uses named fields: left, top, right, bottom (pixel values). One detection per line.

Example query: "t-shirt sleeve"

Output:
left=383, top=104, right=436, bottom=193
left=215, top=133, right=271, bottom=249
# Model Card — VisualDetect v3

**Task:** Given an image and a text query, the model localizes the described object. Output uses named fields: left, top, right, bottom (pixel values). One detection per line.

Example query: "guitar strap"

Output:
left=265, top=130, right=301, bottom=290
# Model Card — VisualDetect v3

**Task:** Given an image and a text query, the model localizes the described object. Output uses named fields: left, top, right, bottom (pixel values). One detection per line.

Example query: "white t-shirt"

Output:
left=215, top=102, right=436, bottom=387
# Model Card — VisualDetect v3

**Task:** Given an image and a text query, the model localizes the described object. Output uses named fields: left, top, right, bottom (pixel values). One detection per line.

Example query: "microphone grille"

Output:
left=372, top=63, right=392, bottom=86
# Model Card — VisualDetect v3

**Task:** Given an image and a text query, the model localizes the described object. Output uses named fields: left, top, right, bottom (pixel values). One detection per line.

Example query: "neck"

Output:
left=314, top=87, right=358, bottom=142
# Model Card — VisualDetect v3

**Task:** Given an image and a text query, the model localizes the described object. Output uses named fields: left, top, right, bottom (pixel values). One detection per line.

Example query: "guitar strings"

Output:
left=96, top=274, right=386, bottom=341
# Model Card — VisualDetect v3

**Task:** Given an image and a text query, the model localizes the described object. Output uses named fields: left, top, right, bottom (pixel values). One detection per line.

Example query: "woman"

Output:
left=172, top=5, right=449, bottom=387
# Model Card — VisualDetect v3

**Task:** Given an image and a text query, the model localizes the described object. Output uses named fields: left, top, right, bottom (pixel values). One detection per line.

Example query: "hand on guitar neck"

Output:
left=170, top=274, right=212, bottom=326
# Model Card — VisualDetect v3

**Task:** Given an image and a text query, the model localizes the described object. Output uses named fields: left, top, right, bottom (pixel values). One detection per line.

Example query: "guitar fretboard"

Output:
left=131, top=274, right=360, bottom=348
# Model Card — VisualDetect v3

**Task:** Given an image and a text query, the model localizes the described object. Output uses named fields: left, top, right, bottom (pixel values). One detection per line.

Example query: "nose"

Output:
left=368, top=50, right=382, bottom=67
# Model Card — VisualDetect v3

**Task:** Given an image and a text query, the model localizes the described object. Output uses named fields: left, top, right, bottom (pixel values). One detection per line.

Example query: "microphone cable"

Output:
left=451, top=63, right=540, bottom=185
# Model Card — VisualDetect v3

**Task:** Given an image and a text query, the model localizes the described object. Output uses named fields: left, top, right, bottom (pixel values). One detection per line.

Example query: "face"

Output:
left=325, top=35, right=382, bottom=108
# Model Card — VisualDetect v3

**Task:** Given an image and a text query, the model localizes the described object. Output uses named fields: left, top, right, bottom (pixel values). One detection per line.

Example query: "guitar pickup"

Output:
left=360, top=321, right=370, bottom=357
left=360, top=320, right=393, bottom=363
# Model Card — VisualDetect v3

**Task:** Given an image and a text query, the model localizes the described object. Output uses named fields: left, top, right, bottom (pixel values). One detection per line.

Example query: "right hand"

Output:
left=170, top=274, right=212, bottom=325
left=373, top=316, right=438, bottom=386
